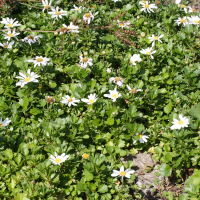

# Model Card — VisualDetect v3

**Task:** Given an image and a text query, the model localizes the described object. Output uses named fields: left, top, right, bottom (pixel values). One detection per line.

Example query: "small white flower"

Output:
left=49, top=152, right=69, bottom=165
left=48, top=6, right=67, bottom=20
left=0, top=41, right=14, bottom=49
left=26, top=56, right=51, bottom=68
left=174, top=16, right=188, bottom=27
left=3, top=30, right=20, bottom=41
left=79, top=56, right=93, bottom=69
left=109, top=77, right=123, bottom=87
left=141, top=32, right=145, bottom=37
left=16, top=69, right=40, bottom=88
left=116, top=20, right=130, bottom=29
left=112, top=0, right=121, bottom=2
left=60, top=95, right=80, bottom=107
left=188, top=16, right=200, bottom=25
left=140, top=47, right=156, bottom=59
left=148, top=34, right=164, bottom=47
left=0, top=17, right=21, bottom=29
left=140, top=1, right=157, bottom=13
left=104, top=87, right=121, bottom=102
left=0, top=118, right=11, bottom=127
left=71, top=5, right=83, bottom=13
left=42, top=0, right=53, bottom=12
left=130, top=54, right=142, bottom=65
left=179, top=4, right=188, bottom=13
left=81, top=93, right=98, bottom=105
left=111, top=165, right=134, bottom=181
left=22, top=35, right=42, bottom=45
left=175, top=0, right=181, bottom=4
left=133, top=131, right=149, bottom=144
left=170, top=114, right=189, bottom=130
left=61, top=22, right=79, bottom=34
left=127, top=85, right=142, bottom=94
left=106, top=68, right=111, bottom=73
left=187, top=6, right=197, bottom=13
left=83, top=11, right=94, bottom=24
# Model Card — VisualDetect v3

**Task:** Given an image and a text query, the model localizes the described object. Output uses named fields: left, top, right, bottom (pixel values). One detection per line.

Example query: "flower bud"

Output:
left=71, top=41, right=75, bottom=45
left=54, top=31, right=58, bottom=35
left=38, top=84, right=42, bottom=88
left=141, top=32, right=145, bottom=37
left=144, top=22, right=148, bottom=25
left=106, top=68, right=111, bottom=73
left=102, top=51, right=106, bottom=55
left=137, top=16, right=140, bottom=19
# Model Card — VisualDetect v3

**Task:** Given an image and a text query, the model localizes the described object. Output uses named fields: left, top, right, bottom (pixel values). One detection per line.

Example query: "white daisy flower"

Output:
left=26, top=56, right=51, bottom=68
left=60, top=95, right=80, bottom=107
left=79, top=56, right=93, bottom=69
left=49, top=152, right=69, bottom=165
left=140, top=47, right=156, bottom=59
left=179, top=4, right=188, bottom=13
left=127, top=85, right=142, bottom=94
left=116, top=20, right=130, bottom=29
left=133, top=131, right=149, bottom=144
left=109, top=77, right=123, bottom=87
left=16, top=69, right=40, bottom=88
left=83, top=11, right=94, bottom=24
left=112, top=0, right=121, bottom=2
left=106, top=68, right=111, bottom=73
left=61, top=22, right=79, bottom=34
left=42, top=0, right=53, bottom=12
left=0, top=17, right=21, bottom=29
left=104, top=87, right=121, bottom=102
left=130, top=54, right=142, bottom=65
left=175, top=0, right=181, bottom=4
left=81, top=93, right=98, bottom=105
left=174, top=16, right=188, bottom=27
left=22, top=35, right=42, bottom=45
left=187, top=6, right=197, bottom=13
left=0, top=118, right=11, bottom=127
left=139, top=1, right=148, bottom=5
left=71, top=5, right=83, bottom=13
left=48, top=6, right=67, bottom=20
left=140, top=1, right=157, bottom=13
left=188, top=16, right=200, bottom=25
left=170, top=114, right=189, bottom=130
left=3, top=30, right=20, bottom=41
left=111, top=166, right=134, bottom=181
left=148, top=34, right=164, bottom=46
left=0, top=41, right=14, bottom=49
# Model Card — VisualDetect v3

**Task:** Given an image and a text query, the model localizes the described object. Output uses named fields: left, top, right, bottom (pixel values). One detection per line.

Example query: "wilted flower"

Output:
left=111, top=165, right=134, bottom=181
left=22, top=35, right=42, bottom=45
left=127, top=85, right=142, bottom=94
left=71, top=5, right=84, bottom=13
left=49, top=152, right=69, bottom=165
left=45, top=96, right=55, bottom=104
left=116, top=20, right=130, bottom=29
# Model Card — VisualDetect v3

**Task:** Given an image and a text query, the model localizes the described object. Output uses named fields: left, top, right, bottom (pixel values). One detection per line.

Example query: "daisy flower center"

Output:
left=145, top=4, right=149, bottom=8
left=85, top=13, right=91, bottom=18
left=120, top=23, right=124, bottom=27
left=0, top=123, right=3, bottom=126
left=181, top=4, right=185, bottom=8
left=178, top=121, right=184, bottom=125
left=8, top=24, right=13, bottom=27
left=130, top=60, right=134, bottom=63
left=180, top=19, right=185, bottom=23
left=68, top=98, right=73, bottom=102
left=138, top=133, right=143, bottom=138
left=119, top=171, right=126, bottom=176
left=56, top=11, right=61, bottom=15
left=146, top=52, right=151, bottom=55
left=55, top=158, right=62, bottom=163
left=77, top=8, right=81, bottom=11
left=142, top=1, right=146, bottom=3
left=115, top=77, right=121, bottom=82
left=154, top=36, right=159, bottom=40
left=37, top=58, right=43, bottom=62
left=112, top=94, right=118, bottom=98
left=194, top=20, right=198, bottom=24
left=82, top=153, right=89, bottom=159
left=131, top=89, right=137, bottom=93
left=45, top=5, right=50, bottom=9
left=28, top=36, right=34, bottom=39
left=8, top=34, right=13, bottom=37
left=82, top=58, right=88, bottom=62
left=193, top=9, right=196, bottom=12
left=4, top=45, right=8, bottom=48
left=48, top=97, right=52, bottom=101
left=89, top=99, right=94, bottom=104
left=25, top=77, right=31, bottom=82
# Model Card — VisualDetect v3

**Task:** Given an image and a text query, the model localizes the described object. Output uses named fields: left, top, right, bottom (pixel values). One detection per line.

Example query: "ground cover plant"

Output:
left=0, top=0, right=200, bottom=199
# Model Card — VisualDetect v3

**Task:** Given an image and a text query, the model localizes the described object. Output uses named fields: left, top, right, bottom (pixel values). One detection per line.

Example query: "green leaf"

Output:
left=159, top=164, right=172, bottom=177
left=30, top=108, right=42, bottom=115
left=106, top=117, right=114, bottom=125
left=15, top=193, right=30, bottom=200
left=4, top=149, right=13, bottom=160
left=49, top=82, right=57, bottom=88
left=98, top=184, right=108, bottom=193
left=164, top=104, right=172, bottom=114
left=83, top=171, right=93, bottom=182
left=77, top=182, right=86, bottom=192
left=14, top=153, right=22, bottom=165
left=117, top=139, right=125, bottom=147
left=106, top=146, right=114, bottom=154
left=9, top=178, right=16, bottom=189
left=189, top=103, right=200, bottom=120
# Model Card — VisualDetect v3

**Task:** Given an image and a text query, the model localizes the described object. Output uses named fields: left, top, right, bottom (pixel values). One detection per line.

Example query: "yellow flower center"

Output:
left=37, top=58, right=43, bottom=62
left=138, top=133, right=143, bottom=138
left=112, top=94, right=118, bottom=98
left=180, top=19, right=185, bottom=23
left=115, top=77, right=121, bottom=82
left=45, top=5, right=50, bottom=9
left=115, top=180, right=120, bottom=186
left=178, top=121, right=184, bottom=125
left=4, top=45, right=8, bottom=48
left=119, top=171, right=126, bottom=176
left=120, top=23, right=124, bottom=27
left=8, top=33, right=13, bottom=37
left=77, top=8, right=81, bottom=11
left=68, top=98, right=73, bottom=102
left=142, top=1, right=146, bottom=3
left=85, top=13, right=91, bottom=18
left=89, top=99, right=94, bottom=104
left=130, top=60, right=134, bottom=63
left=131, top=89, right=137, bottom=93
left=28, top=36, right=34, bottom=39
left=154, top=36, right=159, bottom=40
left=0, top=123, right=3, bottom=126
left=194, top=20, right=198, bottom=24
left=82, top=153, right=89, bottom=159
left=193, top=9, right=196, bottom=12
left=55, top=158, right=62, bottom=163
left=146, top=52, right=151, bottom=55
left=181, top=4, right=185, bottom=8
left=82, top=58, right=88, bottom=62
left=48, top=97, right=52, bottom=101
left=25, top=77, right=31, bottom=82
left=56, top=11, right=61, bottom=15
left=8, top=24, right=13, bottom=27
left=145, top=4, right=149, bottom=8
